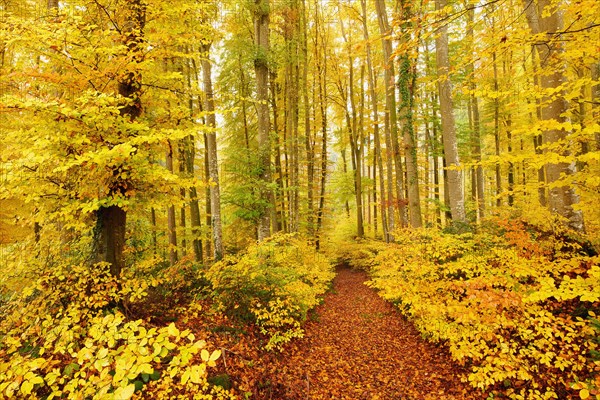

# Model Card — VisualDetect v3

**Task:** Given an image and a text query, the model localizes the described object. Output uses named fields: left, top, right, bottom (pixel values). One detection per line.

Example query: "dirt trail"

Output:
left=262, top=267, right=479, bottom=399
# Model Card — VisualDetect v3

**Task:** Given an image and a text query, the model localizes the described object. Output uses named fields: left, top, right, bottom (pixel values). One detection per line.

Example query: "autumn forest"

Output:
left=1, top=0, right=599, bottom=399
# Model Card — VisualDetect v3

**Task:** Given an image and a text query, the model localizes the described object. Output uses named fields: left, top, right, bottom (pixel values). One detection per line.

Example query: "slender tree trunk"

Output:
left=315, top=68, right=328, bottom=248
left=238, top=56, right=251, bottom=150
left=178, top=143, right=187, bottom=255
left=431, top=91, right=443, bottom=227
left=185, top=56, right=203, bottom=262
left=201, top=43, right=224, bottom=260
left=338, top=13, right=363, bottom=238
left=184, top=57, right=203, bottom=262
left=375, top=0, right=407, bottom=227
left=593, top=61, right=600, bottom=150
left=341, top=149, right=351, bottom=218
left=466, top=4, right=485, bottom=220
left=531, top=50, right=547, bottom=206
left=492, top=50, right=503, bottom=207
left=360, top=0, right=388, bottom=240
left=592, top=62, right=600, bottom=150
left=166, top=142, right=178, bottom=266
left=270, top=71, right=285, bottom=233
left=397, top=0, right=422, bottom=228
left=151, top=207, right=157, bottom=255
left=435, top=0, right=465, bottom=223
left=204, top=133, right=211, bottom=257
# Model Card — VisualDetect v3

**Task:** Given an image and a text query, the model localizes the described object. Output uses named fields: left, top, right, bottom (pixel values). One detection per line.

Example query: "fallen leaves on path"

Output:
left=183, top=267, right=481, bottom=399
left=258, top=267, right=480, bottom=399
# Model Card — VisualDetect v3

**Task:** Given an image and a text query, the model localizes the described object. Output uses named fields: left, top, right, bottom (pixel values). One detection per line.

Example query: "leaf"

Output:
left=113, top=384, right=136, bottom=400
left=167, top=323, right=179, bottom=337
left=20, top=380, right=34, bottom=395
left=209, top=349, right=221, bottom=362
left=579, top=388, right=590, bottom=399
left=201, top=349, right=210, bottom=362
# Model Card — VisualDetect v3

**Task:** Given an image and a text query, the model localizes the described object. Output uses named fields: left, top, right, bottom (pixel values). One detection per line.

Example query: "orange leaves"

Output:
left=254, top=268, right=477, bottom=399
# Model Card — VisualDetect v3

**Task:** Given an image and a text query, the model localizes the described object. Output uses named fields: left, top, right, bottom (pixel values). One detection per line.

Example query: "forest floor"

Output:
left=248, top=266, right=480, bottom=399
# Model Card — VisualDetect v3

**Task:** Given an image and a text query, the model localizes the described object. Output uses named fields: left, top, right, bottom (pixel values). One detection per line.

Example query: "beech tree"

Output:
left=254, top=0, right=272, bottom=241
left=523, top=0, right=584, bottom=231
left=435, top=0, right=466, bottom=224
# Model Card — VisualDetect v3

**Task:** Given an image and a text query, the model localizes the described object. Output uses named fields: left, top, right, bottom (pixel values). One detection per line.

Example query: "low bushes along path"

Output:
left=259, top=267, right=479, bottom=399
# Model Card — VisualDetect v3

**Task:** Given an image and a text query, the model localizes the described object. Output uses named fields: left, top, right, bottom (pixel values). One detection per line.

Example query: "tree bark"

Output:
left=201, top=43, right=224, bottom=260
left=254, top=0, right=272, bottom=241
left=95, top=0, right=145, bottom=277
left=397, top=0, right=422, bottom=228
left=166, top=143, right=178, bottom=266
left=466, top=4, right=485, bottom=220
left=338, top=10, right=363, bottom=238
left=524, top=0, right=584, bottom=231
left=375, top=0, right=407, bottom=228
left=360, top=0, right=389, bottom=239
left=435, top=0, right=465, bottom=223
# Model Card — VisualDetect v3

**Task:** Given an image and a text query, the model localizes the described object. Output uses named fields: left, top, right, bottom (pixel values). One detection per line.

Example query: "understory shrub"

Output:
left=0, top=259, right=234, bottom=399
left=366, top=220, right=599, bottom=399
left=206, top=233, right=335, bottom=350
left=332, top=239, right=387, bottom=271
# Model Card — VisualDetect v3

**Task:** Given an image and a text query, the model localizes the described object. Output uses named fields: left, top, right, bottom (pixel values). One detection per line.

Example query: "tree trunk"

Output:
left=178, top=142, right=187, bottom=255
left=375, top=0, right=407, bottom=227
left=166, top=143, right=178, bottom=266
left=270, top=70, right=285, bottom=233
left=254, top=0, right=272, bottom=241
left=397, top=0, right=422, bottom=228
left=95, top=0, right=145, bottom=277
left=524, top=0, right=584, bottom=231
left=466, top=4, right=485, bottom=220
left=201, top=42, right=224, bottom=260
left=341, top=149, right=351, bottom=218
left=315, top=0, right=328, bottom=248
left=435, top=0, right=465, bottom=223
left=361, top=0, right=390, bottom=242
left=338, top=12, right=363, bottom=238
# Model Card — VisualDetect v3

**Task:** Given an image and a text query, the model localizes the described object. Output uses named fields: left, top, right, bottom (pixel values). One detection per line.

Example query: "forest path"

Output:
left=261, top=267, right=478, bottom=399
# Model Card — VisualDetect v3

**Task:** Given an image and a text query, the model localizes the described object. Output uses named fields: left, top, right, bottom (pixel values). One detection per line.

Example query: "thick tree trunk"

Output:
left=95, top=206, right=126, bottom=277
left=435, top=0, right=465, bottom=223
left=95, top=0, right=145, bottom=277
left=254, top=0, right=272, bottom=241
left=524, top=0, right=584, bottom=231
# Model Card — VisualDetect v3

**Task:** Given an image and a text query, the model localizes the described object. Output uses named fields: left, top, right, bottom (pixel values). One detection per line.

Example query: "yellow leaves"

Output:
left=181, top=364, right=207, bottom=385
left=167, top=322, right=179, bottom=337
left=201, top=349, right=221, bottom=367
left=579, top=388, right=590, bottom=399
left=113, top=383, right=136, bottom=400
left=364, top=226, right=600, bottom=397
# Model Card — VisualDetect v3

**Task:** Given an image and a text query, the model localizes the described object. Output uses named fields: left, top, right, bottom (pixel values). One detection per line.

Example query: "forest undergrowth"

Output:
left=1, top=218, right=599, bottom=399
left=338, top=215, right=600, bottom=400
